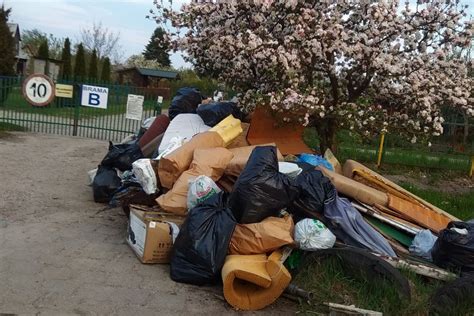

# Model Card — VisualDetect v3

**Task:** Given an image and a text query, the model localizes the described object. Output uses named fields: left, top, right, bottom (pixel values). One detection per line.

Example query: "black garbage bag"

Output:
left=292, top=169, right=335, bottom=214
left=170, top=192, right=236, bottom=285
left=432, top=221, right=474, bottom=273
left=196, top=102, right=243, bottom=126
left=168, top=87, right=203, bottom=120
left=93, top=165, right=122, bottom=203
left=101, top=141, right=143, bottom=171
left=229, top=146, right=299, bottom=224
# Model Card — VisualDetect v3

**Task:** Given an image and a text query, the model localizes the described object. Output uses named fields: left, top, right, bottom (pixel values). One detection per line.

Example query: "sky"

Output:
left=6, top=0, right=474, bottom=69
left=6, top=0, right=191, bottom=68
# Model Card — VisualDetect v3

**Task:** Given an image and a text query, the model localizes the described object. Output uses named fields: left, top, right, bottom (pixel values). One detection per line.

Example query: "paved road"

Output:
left=0, top=132, right=295, bottom=315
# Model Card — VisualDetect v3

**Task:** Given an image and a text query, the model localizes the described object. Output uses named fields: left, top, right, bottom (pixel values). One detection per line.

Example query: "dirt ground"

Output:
left=0, top=132, right=295, bottom=315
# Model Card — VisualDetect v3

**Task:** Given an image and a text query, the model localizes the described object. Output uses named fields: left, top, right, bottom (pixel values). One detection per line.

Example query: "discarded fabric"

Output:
left=323, top=192, right=396, bottom=257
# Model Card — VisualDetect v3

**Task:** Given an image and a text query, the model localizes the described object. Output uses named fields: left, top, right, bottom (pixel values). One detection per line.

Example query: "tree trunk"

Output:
left=463, top=113, right=469, bottom=146
left=313, top=118, right=338, bottom=154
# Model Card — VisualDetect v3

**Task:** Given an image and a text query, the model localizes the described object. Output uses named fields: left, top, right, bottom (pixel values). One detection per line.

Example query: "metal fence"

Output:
left=0, top=76, right=168, bottom=142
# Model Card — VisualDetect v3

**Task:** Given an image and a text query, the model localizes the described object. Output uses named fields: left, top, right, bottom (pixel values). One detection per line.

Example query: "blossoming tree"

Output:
left=153, top=0, right=473, bottom=151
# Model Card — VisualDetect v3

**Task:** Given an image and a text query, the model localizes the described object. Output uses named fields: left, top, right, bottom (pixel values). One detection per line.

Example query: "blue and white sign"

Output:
left=81, top=84, right=109, bottom=109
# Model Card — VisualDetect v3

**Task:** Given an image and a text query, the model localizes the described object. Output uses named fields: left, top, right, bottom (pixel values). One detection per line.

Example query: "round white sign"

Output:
left=22, top=74, right=55, bottom=106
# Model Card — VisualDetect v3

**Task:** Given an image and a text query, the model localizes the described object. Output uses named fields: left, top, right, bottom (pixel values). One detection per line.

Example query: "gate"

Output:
left=0, top=76, right=168, bottom=142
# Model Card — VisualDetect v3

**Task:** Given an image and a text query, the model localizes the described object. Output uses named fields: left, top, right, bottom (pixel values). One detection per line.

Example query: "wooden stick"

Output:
left=324, top=302, right=383, bottom=315
left=372, top=253, right=457, bottom=281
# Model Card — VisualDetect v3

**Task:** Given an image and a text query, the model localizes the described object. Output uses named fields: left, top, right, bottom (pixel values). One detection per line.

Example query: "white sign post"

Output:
left=81, top=84, right=108, bottom=109
left=22, top=74, right=55, bottom=106
left=126, top=94, right=144, bottom=120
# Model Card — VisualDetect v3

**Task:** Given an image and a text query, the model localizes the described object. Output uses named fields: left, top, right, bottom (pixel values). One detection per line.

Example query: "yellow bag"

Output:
left=209, top=115, right=243, bottom=146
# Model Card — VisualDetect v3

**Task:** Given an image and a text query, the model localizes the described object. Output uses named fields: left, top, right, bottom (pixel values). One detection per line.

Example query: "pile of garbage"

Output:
left=89, top=87, right=474, bottom=312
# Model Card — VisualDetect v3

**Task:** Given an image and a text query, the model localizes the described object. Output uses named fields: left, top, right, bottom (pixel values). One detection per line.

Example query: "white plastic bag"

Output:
left=87, top=168, right=98, bottom=186
left=156, top=136, right=185, bottom=160
left=409, top=229, right=438, bottom=261
left=294, top=218, right=336, bottom=251
left=132, top=159, right=158, bottom=195
left=187, top=175, right=222, bottom=210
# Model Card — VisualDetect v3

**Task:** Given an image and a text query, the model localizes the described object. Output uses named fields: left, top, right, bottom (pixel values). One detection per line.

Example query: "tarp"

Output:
left=323, top=193, right=397, bottom=257
left=229, top=216, right=294, bottom=255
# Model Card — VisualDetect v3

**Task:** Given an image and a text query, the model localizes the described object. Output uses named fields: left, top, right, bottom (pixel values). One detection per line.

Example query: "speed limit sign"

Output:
left=22, top=74, right=55, bottom=106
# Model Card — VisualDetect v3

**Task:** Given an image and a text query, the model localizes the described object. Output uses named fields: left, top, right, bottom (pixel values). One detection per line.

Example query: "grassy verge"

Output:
left=399, top=183, right=473, bottom=221
left=294, top=257, right=444, bottom=315
left=294, top=182, right=473, bottom=315
left=0, top=122, right=27, bottom=131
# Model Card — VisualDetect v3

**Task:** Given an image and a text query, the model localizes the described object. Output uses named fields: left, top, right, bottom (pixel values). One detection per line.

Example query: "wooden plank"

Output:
left=373, top=253, right=457, bottom=281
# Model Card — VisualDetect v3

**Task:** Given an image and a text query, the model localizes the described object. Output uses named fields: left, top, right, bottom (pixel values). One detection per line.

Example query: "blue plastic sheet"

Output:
left=298, top=153, right=334, bottom=171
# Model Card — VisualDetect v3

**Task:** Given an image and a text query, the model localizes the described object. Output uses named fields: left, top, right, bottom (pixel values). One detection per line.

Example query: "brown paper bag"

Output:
left=158, top=131, right=225, bottom=189
left=225, top=144, right=284, bottom=177
left=229, top=216, right=294, bottom=255
left=157, top=147, right=234, bottom=215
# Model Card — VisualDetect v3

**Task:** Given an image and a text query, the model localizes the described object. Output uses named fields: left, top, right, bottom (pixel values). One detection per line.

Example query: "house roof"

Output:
left=117, top=67, right=179, bottom=79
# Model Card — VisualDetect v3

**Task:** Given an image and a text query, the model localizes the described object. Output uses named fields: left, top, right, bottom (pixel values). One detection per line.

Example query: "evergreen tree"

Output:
left=37, top=39, right=49, bottom=59
left=0, top=5, right=15, bottom=76
left=74, top=43, right=86, bottom=80
left=143, top=27, right=171, bottom=67
left=88, top=49, right=98, bottom=80
left=100, top=57, right=111, bottom=82
left=61, top=38, right=72, bottom=79
left=37, top=39, right=49, bottom=75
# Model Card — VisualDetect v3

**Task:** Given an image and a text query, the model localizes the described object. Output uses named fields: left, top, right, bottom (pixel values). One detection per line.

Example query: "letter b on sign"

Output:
left=88, top=93, right=100, bottom=106
left=81, top=84, right=108, bottom=109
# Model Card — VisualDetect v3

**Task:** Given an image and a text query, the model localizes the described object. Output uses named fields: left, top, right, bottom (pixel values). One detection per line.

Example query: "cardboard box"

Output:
left=127, top=208, right=182, bottom=264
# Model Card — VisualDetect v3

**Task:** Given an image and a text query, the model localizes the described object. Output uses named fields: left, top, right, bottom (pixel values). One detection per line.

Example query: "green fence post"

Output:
left=72, top=84, right=80, bottom=136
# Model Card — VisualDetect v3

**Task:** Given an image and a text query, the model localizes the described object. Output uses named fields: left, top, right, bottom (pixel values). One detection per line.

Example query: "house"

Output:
left=116, top=67, right=179, bottom=87
left=8, top=23, right=28, bottom=75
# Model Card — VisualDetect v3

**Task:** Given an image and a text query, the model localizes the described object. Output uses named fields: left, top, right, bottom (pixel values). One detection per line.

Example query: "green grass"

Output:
left=303, top=127, right=472, bottom=172
left=294, top=180, right=473, bottom=315
left=399, top=182, right=474, bottom=221
left=0, top=122, right=27, bottom=131
left=294, top=256, right=444, bottom=315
